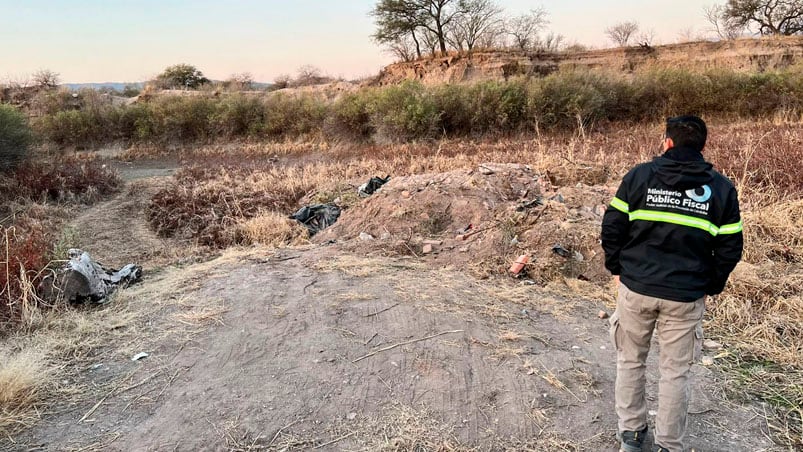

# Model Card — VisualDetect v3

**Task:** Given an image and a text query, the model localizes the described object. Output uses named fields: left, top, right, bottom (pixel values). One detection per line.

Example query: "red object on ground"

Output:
left=509, top=255, right=530, bottom=275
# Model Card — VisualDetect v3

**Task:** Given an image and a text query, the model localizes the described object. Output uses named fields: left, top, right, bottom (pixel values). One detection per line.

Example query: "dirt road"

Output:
left=8, top=172, right=780, bottom=451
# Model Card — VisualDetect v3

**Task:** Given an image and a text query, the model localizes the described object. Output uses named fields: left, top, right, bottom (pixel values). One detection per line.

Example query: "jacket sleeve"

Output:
left=707, top=187, right=743, bottom=295
left=601, top=172, right=633, bottom=276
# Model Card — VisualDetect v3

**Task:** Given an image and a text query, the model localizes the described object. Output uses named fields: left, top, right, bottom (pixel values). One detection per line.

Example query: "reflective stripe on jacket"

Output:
left=601, top=147, right=743, bottom=302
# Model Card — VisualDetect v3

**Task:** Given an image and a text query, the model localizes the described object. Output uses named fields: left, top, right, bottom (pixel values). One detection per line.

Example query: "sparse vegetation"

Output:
left=24, top=66, right=803, bottom=148
left=605, top=21, right=639, bottom=47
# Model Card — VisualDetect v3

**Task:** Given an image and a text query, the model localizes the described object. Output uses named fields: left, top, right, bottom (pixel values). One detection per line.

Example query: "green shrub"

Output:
left=531, top=70, right=627, bottom=129
left=148, top=96, right=217, bottom=142
left=324, top=92, right=373, bottom=142
left=468, top=79, right=530, bottom=133
left=36, top=109, right=105, bottom=148
left=367, top=81, right=441, bottom=142
left=263, top=94, right=327, bottom=137
left=0, top=105, right=33, bottom=171
left=212, top=95, right=266, bottom=138
left=432, top=84, right=472, bottom=135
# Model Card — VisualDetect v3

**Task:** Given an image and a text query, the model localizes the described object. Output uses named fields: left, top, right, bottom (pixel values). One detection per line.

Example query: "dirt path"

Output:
left=7, top=171, right=781, bottom=451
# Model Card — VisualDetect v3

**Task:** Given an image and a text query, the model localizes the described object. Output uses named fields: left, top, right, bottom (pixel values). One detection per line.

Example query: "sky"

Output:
left=0, top=0, right=718, bottom=84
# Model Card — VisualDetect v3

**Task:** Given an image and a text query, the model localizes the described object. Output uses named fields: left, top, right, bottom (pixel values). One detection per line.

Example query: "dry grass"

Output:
left=0, top=348, right=53, bottom=433
left=174, top=297, right=229, bottom=327
left=237, top=211, right=309, bottom=247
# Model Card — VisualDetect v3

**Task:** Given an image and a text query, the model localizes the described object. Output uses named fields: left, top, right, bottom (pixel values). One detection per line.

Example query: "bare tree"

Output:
left=538, top=32, right=565, bottom=52
left=293, top=65, right=331, bottom=87
left=475, top=21, right=505, bottom=48
left=447, top=0, right=503, bottom=52
left=637, top=28, right=657, bottom=47
left=273, top=74, right=291, bottom=90
left=386, top=34, right=419, bottom=61
left=724, top=0, right=803, bottom=35
left=676, top=26, right=699, bottom=42
left=605, top=21, right=640, bottom=47
left=506, top=8, right=549, bottom=51
left=31, top=69, right=60, bottom=88
left=226, top=72, right=254, bottom=90
left=704, top=4, right=744, bottom=39
left=420, top=27, right=441, bottom=55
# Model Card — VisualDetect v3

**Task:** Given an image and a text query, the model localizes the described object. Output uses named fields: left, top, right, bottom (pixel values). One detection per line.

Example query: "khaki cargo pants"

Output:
left=610, top=283, right=704, bottom=452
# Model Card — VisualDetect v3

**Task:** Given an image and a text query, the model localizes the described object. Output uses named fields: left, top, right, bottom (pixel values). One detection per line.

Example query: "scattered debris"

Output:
left=290, top=204, right=341, bottom=235
left=479, top=165, right=495, bottom=175
left=509, top=255, right=530, bottom=276
left=552, top=244, right=571, bottom=258
left=701, top=356, right=715, bottom=366
left=598, top=310, right=609, bottom=319
left=358, top=232, right=375, bottom=241
left=703, top=340, right=724, bottom=351
left=314, top=164, right=613, bottom=283
left=422, top=244, right=434, bottom=254
left=39, top=249, right=142, bottom=304
left=358, top=175, right=391, bottom=197
left=550, top=193, right=565, bottom=203
left=516, top=198, right=544, bottom=211
left=131, top=352, right=149, bottom=362
left=457, top=224, right=473, bottom=234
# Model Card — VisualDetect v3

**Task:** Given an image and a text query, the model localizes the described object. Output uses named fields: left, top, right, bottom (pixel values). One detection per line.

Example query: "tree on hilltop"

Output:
left=155, top=64, right=209, bottom=90
left=446, top=0, right=503, bottom=52
left=723, top=0, right=803, bottom=35
left=704, top=4, right=744, bottom=39
left=371, top=0, right=468, bottom=57
left=371, top=0, right=428, bottom=59
left=505, top=8, right=549, bottom=51
left=31, top=69, right=60, bottom=89
left=605, top=21, right=640, bottom=47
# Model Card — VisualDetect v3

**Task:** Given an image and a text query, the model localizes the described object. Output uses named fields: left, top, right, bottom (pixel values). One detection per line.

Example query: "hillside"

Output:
left=376, top=36, right=803, bottom=85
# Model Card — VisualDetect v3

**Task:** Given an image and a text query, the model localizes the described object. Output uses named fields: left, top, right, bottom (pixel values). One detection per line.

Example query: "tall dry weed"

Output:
left=0, top=348, right=54, bottom=432
left=237, top=211, right=309, bottom=247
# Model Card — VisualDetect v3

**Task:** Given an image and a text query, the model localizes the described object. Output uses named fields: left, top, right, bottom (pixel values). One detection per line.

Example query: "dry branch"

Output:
left=352, top=330, right=464, bottom=363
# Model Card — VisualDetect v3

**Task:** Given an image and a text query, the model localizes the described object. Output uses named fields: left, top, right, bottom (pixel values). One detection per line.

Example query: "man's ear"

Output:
left=663, top=137, right=674, bottom=151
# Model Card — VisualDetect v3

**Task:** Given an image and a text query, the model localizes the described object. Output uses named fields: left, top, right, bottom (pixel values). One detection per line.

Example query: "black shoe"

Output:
left=617, top=426, right=648, bottom=452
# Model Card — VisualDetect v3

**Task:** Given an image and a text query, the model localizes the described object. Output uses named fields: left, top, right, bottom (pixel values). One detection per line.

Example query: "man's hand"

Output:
left=613, top=275, right=620, bottom=285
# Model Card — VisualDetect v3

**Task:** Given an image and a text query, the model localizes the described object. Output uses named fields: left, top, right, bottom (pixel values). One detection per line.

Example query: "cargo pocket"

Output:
left=609, top=310, right=622, bottom=352
left=692, top=324, right=704, bottom=363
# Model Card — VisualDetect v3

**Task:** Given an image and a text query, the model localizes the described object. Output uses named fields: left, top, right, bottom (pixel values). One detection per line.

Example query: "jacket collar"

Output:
left=663, top=146, right=705, bottom=162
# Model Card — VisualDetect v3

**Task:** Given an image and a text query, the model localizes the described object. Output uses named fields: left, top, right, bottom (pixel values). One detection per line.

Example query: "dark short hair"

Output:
left=665, top=115, right=707, bottom=152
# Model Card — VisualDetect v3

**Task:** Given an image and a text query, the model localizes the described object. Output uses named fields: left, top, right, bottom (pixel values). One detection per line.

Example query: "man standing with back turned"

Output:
left=601, top=116, right=743, bottom=452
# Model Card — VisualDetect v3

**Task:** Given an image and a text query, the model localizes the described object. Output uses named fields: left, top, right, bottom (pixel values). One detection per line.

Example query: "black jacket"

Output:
left=601, top=146, right=743, bottom=302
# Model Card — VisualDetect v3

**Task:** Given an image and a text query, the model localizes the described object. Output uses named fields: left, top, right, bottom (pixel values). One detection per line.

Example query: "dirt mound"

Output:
left=315, top=163, right=613, bottom=283
left=376, top=36, right=803, bottom=86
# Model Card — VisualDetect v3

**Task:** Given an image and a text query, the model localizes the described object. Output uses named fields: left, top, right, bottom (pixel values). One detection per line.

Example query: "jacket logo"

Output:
left=686, top=185, right=712, bottom=203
